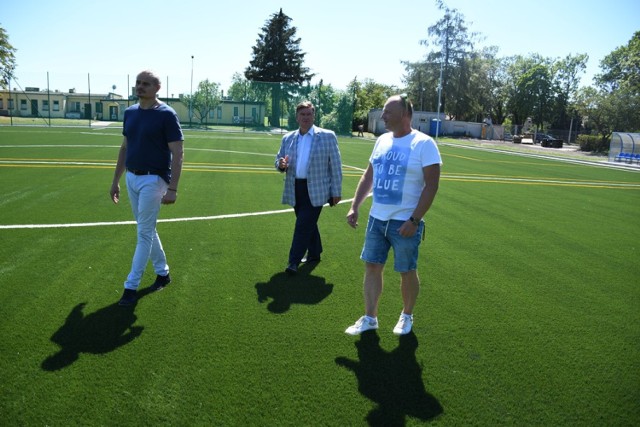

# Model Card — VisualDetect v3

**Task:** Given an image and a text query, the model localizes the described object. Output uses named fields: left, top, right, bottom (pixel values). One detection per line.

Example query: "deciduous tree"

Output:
left=0, top=24, right=17, bottom=89
left=575, top=32, right=640, bottom=142
left=181, top=79, right=221, bottom=126
left=349, top=78, right=397, bottom=132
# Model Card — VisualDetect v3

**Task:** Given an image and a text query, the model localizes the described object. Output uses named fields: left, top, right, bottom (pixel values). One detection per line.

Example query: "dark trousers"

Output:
left=289, top=179, right=323, bottom=264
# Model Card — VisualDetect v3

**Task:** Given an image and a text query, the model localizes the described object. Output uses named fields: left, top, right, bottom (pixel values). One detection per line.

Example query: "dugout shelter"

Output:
left=609, top=132, right=640, bottom=164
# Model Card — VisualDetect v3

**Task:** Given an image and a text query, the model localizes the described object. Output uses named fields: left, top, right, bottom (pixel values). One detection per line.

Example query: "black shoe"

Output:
left=285, top=263, right=298, bottom=275
left=150, top=273, right=171, bottom=291
left=301, top=255, right=321, bottom=263
left=118, top=289, right=137, bottom=306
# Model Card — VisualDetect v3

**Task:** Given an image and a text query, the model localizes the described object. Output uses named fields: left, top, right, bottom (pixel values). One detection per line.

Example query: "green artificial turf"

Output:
left=1, top=126, right=639, bottom=425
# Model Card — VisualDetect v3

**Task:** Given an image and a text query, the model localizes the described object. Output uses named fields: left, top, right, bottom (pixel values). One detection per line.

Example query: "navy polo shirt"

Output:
left=123, top=103, right=183, bottom=183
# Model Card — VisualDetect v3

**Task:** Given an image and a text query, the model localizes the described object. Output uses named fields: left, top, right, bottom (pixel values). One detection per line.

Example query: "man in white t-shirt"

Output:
left=345, top=94, right=442, bottom=336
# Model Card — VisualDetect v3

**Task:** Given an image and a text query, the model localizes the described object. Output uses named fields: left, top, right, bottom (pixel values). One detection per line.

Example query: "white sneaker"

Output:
left=393, top=313, right=413, bottom=335
left=345, top=316, right=378, bottom=335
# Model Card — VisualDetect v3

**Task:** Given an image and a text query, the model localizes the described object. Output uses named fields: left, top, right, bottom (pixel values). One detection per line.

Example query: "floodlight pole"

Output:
left=568, top=116, right=574, bottom=144
left=436, top=57, right=443, bottom=141
left=190, top=55, right=194, bottom=128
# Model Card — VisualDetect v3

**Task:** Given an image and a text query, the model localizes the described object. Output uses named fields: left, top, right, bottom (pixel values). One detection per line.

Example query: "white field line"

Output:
left=439, top=142, right=640, bottom=172
left=2, top=144, right=638, bottom=230
left=0, top=199, right=359, bottom=230
left=0, top=147, right=365, bottom=229
left=445, top=174, right=640, bottom=188
left=0, top=209, right=296, bottom=230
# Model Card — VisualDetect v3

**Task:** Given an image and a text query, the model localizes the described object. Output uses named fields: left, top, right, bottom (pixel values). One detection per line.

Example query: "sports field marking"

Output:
left=440, top=142, right=640, bottom=172
left=1, top=157, right=637, bottom=187
left=2, top=144, right=638, bottom=230
left=6, top=157, right=633, bottom=187
left=0, top=199, right=359, bottom=230
left=445, top=174, right=640, bottom=189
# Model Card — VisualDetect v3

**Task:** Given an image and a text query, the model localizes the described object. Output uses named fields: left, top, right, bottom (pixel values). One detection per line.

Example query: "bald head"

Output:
left=381, top=94, right=414, bottom=137
left=388, top=94, right=413, bottom=118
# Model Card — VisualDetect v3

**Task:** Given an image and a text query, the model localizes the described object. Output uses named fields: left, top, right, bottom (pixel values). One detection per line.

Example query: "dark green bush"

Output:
left=577, top=134, right=610, bottom=153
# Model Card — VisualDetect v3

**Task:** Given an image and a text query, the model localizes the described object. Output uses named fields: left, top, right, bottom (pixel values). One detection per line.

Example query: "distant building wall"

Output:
left=0, top=87, right=266, bottom=126
left=367, top=109, right=505, bottom=140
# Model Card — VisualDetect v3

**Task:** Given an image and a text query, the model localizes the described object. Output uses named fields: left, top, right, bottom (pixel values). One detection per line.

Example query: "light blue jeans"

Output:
left=361, top=216, right=424, bottom=273
left=124, top=172, right=169, bottom=290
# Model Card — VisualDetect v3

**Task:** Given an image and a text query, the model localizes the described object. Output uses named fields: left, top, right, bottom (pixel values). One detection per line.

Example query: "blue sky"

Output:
left=3, top=0, right=639, bottom=97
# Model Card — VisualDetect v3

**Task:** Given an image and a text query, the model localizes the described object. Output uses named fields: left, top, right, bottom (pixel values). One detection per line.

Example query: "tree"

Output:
left=227, top=72, right=249, bottom=101
left=574, top=86, right=615, bottom=144
left=180, top=79, right=221, bottom=126
left=486, top=55, right=511, bottom=125
left=549, top=53, right=588, bottom=129
left=227, top=72, right=274, bottom=127
left=594, top=31, right=640, bottom=133
left=227, top=72, right=266, bottom=103
left=245, top=9, right=313, bottom=127
left=0, top=24, right=17, bottom=89
left=320, top=92, right=353, bottom=135
left=504, top=55, right=553, bottom=129
left=419, top=0, right=478, bottom=119
left=596, top=31, right=640, bottom=94
left=350, top=78, right=397, bottom=131
left=402, top=61, right=440, bottom=113
left=576, top=32, right=640, bottom=139
left=456, top=46, right=502, bottom=122
left=304, top=79, right=339, bottom=125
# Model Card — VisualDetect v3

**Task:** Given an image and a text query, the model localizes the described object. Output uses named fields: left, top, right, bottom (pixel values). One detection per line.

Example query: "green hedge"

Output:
left=577, top=134, right=610, bottom=153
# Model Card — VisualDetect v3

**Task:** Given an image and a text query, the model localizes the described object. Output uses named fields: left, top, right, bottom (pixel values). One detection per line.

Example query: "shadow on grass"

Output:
left=41, top=287, right=153, bottom=371
left=255, top=262, right=334, bottom=313
left=336, top=331, right=443, bottom=425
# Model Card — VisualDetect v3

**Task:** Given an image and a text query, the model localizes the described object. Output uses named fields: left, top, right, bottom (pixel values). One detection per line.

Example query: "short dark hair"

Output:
left=296, top=101, right=315, bottom=113
left=137, top=70, right=161, bottom=87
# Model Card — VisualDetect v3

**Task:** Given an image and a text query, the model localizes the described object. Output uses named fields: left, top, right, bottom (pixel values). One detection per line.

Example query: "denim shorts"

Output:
left=360, top=216, right=424, bottom=272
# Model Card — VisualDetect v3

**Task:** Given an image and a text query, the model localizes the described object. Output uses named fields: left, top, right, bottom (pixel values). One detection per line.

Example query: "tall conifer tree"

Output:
left=245, top=9, right=313, bottom=126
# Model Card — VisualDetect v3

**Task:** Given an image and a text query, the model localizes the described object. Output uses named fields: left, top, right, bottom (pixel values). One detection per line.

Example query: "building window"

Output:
left=252, top=107, right=257, bottom=118
left=21, top=100, right=27, bottom=110
left=0, top=98, right=3, bottom=109
left=8, top=99, right=14, bottom=109
left=95, top=102, right=103, bottom=114
left=43, top=100, right=49, bottom=111
left=233, top=106, right=239, bottom=116
left=209, top=110, right=215, bottom=119
left=72, top=102, right=80, bottom=112
left=217, top=106, right=222, bottom=119
left=53, top=100, right=60, bottom=111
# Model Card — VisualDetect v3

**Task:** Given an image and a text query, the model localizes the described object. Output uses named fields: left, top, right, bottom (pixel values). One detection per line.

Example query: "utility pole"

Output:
left=436, top=58, right=443, bottom=141
left=190, top=55, right=194, bottom=128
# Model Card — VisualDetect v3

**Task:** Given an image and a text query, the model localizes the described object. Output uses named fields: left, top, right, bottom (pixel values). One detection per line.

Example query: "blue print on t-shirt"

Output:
left=372, top=145, right=411, bottom=205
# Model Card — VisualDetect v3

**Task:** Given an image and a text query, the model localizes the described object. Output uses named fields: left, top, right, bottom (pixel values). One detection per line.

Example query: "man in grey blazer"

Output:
left=275, top=101, right=343, bottom=274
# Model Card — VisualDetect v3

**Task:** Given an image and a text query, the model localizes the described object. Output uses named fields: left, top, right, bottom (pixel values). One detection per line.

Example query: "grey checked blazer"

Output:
left=275, top=125, right=343, bottom=207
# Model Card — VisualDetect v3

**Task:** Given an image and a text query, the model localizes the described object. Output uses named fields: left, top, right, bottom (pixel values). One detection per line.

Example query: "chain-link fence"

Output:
left=0, top=72, right=356, bottom=134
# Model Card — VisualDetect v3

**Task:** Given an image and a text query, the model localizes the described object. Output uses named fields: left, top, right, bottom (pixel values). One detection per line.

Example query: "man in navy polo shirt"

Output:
left=109, top=70, right=184, bottom=306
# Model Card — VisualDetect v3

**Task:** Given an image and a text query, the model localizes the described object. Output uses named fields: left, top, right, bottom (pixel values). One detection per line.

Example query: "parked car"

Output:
left=535, top=133, right=564, bottom=148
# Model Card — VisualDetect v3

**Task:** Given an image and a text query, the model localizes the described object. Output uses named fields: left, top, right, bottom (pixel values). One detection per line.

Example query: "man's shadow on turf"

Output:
left=255, top=263, right=333, bottom=313
left=41, top=288, right=152, bottom=371
left=336, top=331, right=443, bottom=425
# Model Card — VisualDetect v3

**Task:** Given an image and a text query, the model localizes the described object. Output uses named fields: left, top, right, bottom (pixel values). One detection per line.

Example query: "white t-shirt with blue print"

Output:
left=369, top=129, right=442, bottom=221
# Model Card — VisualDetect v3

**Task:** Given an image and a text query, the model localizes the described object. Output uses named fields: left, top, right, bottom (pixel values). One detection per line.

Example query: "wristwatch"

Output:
left=409, top=216, right=421, bottom=226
